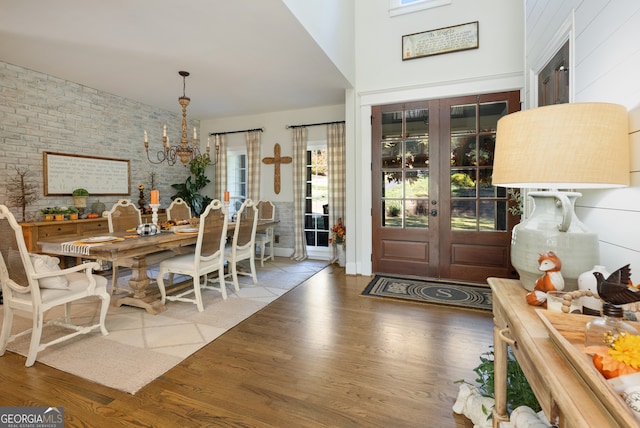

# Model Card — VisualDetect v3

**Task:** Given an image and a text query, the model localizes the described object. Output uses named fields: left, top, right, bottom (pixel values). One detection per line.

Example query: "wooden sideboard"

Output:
left=21, top=213, right=167, bottom=252
left=488, top=277, right=639, bottom=427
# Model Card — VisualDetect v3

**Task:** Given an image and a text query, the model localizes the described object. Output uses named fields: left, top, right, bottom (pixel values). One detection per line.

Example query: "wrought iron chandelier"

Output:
left=144, top=71, right=219, bottom=167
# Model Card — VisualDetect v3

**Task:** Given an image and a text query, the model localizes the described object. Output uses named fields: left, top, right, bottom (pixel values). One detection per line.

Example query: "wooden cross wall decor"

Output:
left=262, top=143, right=292, bottom=194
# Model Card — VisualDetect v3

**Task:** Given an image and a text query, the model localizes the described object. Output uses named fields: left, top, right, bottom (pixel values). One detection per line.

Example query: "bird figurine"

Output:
left=594, top=264, right=640, bottom=305
left=526, top=251, right=564, bottom=307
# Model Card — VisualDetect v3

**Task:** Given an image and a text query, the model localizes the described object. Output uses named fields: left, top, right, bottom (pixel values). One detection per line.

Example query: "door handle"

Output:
left=430, top=209, right=438, bottom=217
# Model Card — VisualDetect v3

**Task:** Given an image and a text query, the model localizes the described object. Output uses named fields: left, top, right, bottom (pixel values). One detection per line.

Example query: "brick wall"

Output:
left=0, top=61, right=199, bottom=222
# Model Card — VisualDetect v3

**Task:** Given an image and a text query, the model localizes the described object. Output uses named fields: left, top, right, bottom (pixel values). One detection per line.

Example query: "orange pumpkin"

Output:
left=592, top=350, right=640, bottom=379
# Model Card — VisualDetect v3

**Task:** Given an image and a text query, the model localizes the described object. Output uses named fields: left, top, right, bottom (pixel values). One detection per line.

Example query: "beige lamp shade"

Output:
left=493, top=102, right=630, bottom=189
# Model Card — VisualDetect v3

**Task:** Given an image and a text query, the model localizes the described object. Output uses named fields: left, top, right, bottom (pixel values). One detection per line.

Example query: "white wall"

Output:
left=525, top=0, right=640, bottom=284
left=350, top=0, right=525, bottom=275
left=282, top=0, right=355, bottom=85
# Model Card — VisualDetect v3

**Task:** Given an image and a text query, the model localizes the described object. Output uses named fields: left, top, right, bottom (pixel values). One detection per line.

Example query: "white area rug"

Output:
left=3, top=258, right=327, bottom=394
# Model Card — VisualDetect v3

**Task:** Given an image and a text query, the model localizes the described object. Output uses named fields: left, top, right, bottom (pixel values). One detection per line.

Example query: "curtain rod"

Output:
left=286, top=120, right=345, bottom=129
left=209, top=127, right=264, bottom=136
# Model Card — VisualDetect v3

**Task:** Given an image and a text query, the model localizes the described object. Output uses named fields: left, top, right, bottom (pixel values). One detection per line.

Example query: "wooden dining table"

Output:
left=38, top=220, right=277, bottom=314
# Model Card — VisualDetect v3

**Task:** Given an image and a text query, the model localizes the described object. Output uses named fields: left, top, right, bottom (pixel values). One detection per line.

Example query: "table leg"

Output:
left=113, top=256, right=167, bottom=315
left=493, top=325, right=510, bottom=427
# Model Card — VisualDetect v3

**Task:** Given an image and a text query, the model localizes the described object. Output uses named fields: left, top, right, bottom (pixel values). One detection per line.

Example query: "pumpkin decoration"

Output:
left=584, top=333, right=640, bottom=379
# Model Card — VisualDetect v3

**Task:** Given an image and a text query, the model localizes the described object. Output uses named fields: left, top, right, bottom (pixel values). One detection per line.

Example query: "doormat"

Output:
left=362, top=275, right=492, bottom=311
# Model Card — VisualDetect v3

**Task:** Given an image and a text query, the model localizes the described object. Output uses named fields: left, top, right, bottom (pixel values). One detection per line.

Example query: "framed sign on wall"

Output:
left=43, top=152, right=130, bottom=196
left=402, top=21, right=479, bottom=60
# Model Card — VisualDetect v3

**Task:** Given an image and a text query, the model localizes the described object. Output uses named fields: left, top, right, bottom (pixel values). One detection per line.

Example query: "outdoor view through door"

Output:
left=372, top=91, right=520, bottom=282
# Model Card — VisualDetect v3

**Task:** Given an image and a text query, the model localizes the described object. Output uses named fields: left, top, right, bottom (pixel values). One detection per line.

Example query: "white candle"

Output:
left=144, top=130, right=148, bottom=143
left=194, top=127, right=197, bottom=140
left=207, top=137, right=210, bottom=149
left=163, top=124, right=167, bottom=137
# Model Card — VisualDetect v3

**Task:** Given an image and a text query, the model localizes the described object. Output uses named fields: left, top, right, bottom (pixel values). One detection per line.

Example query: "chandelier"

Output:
left=144, top=71, right=219, bottom=167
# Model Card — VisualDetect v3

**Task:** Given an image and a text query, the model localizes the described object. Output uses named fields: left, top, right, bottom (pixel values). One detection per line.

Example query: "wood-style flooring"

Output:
left=0, top=263, right=493, bottom=427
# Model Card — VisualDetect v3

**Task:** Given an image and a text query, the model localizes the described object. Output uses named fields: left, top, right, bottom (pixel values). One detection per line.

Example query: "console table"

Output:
left=488, top=277, right=638, bottom=427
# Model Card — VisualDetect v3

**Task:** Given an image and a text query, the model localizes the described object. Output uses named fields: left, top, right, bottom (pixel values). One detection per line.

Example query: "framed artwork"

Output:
left=44, top=151, right=130, bottom=196
left=403, top=21, right=479, bottom=60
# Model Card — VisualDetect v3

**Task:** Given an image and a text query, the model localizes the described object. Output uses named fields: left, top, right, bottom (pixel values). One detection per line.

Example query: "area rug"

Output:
left=3, top=258, right=328, bottom=394
left=362, top=275, right=492, bottom=311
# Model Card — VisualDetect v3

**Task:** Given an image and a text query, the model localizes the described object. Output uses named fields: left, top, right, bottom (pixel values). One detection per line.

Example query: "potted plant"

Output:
left=41, top=207, right=54, bottom=222
left=170, top=155, right=212, bottom=217
left=72, top=188, right=89, bottom=212
left=52, top=207, right=66, bottom=221
left=67, top=206, right=79, bottom=220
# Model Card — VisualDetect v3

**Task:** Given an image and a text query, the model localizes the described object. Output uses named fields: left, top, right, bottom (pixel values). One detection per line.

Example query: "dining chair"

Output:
left=166, top=197, right=192, bottom=221
left=0, top=204, right=110, bottom=367
left=255, top=200, right=275, bottom=266
left=224, top=198, right=259, bottom=291
left=105, top=199, right=142, bottom=295
left=156, top=200, right=228, bottom=311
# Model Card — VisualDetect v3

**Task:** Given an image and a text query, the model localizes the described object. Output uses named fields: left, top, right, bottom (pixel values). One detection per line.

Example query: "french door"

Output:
left=371, top=91, right=520, bottom=282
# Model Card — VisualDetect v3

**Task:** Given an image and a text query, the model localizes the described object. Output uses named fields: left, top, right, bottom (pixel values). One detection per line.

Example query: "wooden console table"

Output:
left=488, top=277, right=639, bottom=427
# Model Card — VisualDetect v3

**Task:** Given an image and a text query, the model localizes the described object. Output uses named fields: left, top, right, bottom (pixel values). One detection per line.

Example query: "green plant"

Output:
left=67, top=206, right=79, bottom=214
left=507, top=189, right=523, bottom=217
left=457, top=346, right=540, bottom=416
left=170, top=154, right=212, bottom=216
left=72, top=188, right=89, bottom=196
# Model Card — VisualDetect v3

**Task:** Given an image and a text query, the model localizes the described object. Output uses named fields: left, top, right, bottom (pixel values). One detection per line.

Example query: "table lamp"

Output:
left=492, top=102, right=629, bottom=291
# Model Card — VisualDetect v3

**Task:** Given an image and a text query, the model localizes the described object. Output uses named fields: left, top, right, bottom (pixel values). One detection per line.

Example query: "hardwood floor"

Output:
left=0, top=263, right=493, bottom=427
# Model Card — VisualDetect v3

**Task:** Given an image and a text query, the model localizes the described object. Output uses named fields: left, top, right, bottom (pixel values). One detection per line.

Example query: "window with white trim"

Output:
left=389, top=0, right=452, bottom=16
left=226, top=151, right=246, bottom=218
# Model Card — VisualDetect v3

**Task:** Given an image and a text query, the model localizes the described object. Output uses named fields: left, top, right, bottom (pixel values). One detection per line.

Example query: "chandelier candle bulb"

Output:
left=207, top=137, right=210, bottom=149
left=163, top=124, right=167, bottom=137
left=144, top=130, right=148, bottom=143
left=150, top=190, right=159, bottom=205
left=194, top=128, right=197, bottom=140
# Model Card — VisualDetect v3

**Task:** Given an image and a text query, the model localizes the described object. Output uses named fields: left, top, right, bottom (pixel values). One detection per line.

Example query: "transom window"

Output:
left=389, top=0, right=452, bottom=16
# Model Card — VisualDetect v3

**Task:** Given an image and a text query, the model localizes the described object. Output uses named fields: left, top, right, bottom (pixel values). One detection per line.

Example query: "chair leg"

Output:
left=259, top=241, right=265, bottom=267
left=249, top=256, right=257, bottom=284
left=110, top=265, right=118, bottom=295
left=26, top=310, right=44, bottom=367
left=218, top=266, right=227, bottom=299
left=193, top=276, right=204, bottom=312
left=157, top=269, right=167, bottom=304
left=0, top=306, right=14, bottom=355
left=98, top=293, right=110, bottom=336
left=230, top=262, right=240, bottom=292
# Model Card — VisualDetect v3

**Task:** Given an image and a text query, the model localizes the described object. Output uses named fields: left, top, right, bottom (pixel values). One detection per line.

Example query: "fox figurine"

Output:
left=526, top=251, right=565, bottom=307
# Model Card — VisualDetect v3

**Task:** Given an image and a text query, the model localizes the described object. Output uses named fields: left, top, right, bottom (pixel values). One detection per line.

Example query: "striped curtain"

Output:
left=213, top=134, right=227, bottom=201
left=291, top=127, right=308, bottom=261
left=245, top=131, right=261, bottom=201
left=327, top=123, right=346, bottom=261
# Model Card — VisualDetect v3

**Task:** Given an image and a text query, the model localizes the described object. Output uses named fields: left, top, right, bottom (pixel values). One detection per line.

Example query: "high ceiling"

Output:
left=0, top=0, right=351, bottom=119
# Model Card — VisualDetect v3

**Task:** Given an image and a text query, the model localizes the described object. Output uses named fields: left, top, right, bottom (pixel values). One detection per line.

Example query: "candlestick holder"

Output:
left=149, top=204, right=160, bottom=225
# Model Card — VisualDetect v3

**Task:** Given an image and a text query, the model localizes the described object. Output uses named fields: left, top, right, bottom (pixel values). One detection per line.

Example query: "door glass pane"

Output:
left=405, top=171, right=429, bottom=198
left=450, top=135, right=477, bottom=167
left=450, top=104, right=477, bottom=135
left=406, top=108, right=429, bottom=137
left=479, top=102, right=508, bottom=132
left=381, top=111, right=403, bottom=139
left=479, top=200, right=507, bottom=231
left=382, top=142, right=402, bottom=168
left=382, top=200, right=403, bottom=227
left=406, top=139, right=429, bottom=168
left=382, top=172, right=403, bottom=197
left=478, top=169, right=495, bottom=197
left=405, top=200, right=429, bottom=228
left=451, top=169, right=476, bottom=198
left=451, top=200, right=477, bottom=230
